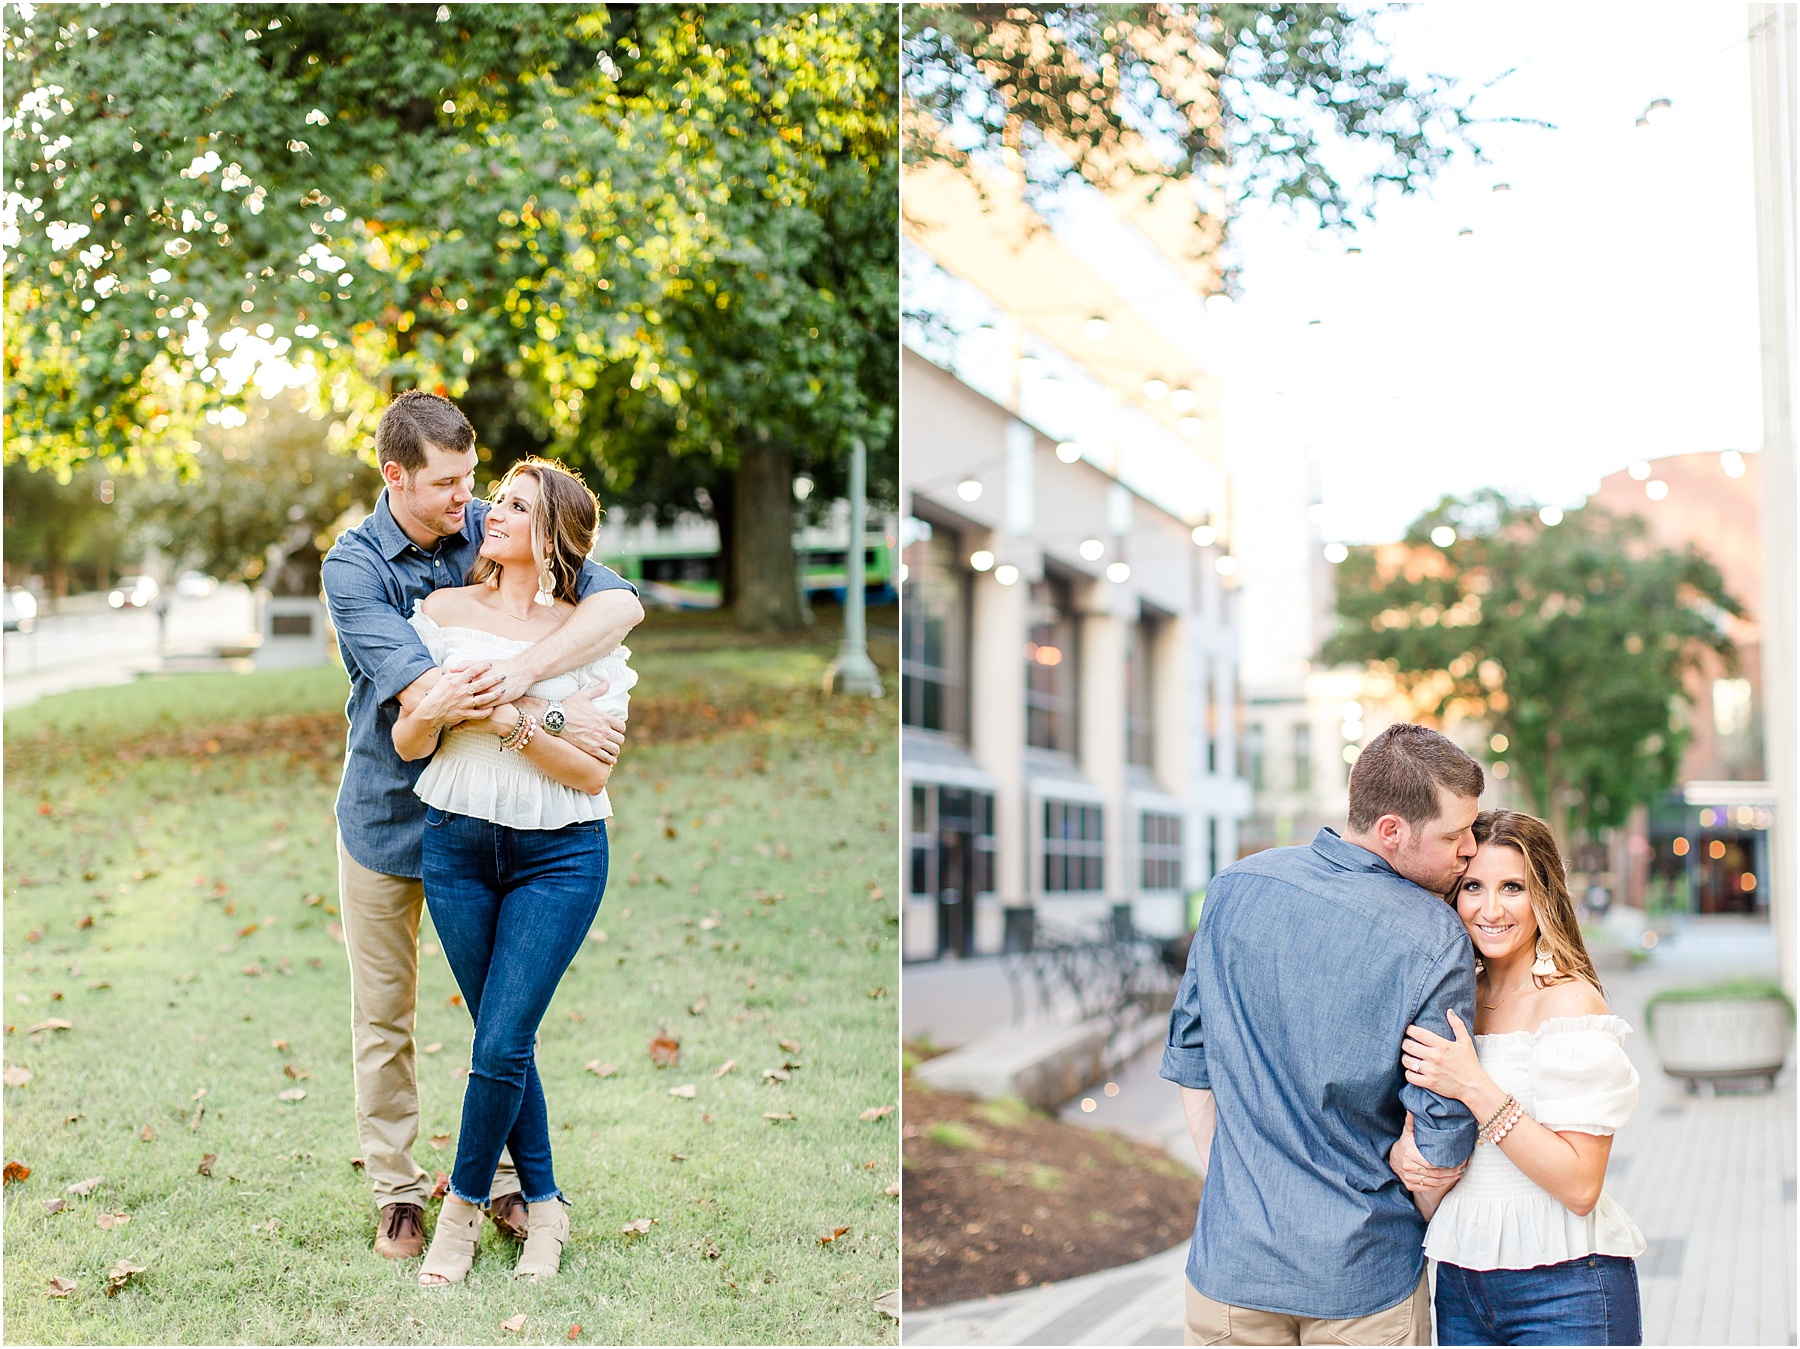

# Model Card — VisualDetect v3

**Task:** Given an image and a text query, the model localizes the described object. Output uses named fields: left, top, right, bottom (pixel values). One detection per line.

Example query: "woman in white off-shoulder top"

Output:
left=1395, top=809, right=1644, bottom=1346
left=390, top=458, right=632, bottom=1287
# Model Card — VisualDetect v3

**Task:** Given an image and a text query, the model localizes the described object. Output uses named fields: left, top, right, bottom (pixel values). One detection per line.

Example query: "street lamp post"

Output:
left=826, top=436, right=883, bottom=698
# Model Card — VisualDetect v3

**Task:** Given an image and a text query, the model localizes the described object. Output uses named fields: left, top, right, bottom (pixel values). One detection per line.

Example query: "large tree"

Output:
left=903, top=4, right=1497, bottom=279
left=3, top=2, right=895, bottom=629
left=1323, top=492, right=1743, bottom=843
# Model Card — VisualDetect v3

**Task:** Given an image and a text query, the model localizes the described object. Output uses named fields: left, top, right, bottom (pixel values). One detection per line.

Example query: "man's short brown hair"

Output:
left=373, top=390, right=475, bottom=477
left=1347, top=723, right=1484, bottom=831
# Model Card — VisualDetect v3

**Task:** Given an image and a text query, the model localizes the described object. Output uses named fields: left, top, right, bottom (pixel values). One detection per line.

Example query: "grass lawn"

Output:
left=2, top=615, right=900, bottom=1345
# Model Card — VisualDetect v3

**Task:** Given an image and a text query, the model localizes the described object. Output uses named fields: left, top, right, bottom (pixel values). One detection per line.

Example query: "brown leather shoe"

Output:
left=373, top=1201, right=426, bottom=1259
left=487, top=1191, right=528, bottom=1242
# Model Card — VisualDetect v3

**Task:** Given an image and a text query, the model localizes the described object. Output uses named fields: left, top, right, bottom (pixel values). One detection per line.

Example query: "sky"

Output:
left=1219, top=2, right=1767, bottom=544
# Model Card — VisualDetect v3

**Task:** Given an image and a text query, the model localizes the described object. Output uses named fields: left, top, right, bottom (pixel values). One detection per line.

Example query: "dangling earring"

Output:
left=534, top=558, right=556, bottom=607
left=1531, top=936, right=1558, bottom=979
left=1473, top=957, right=1486, bottom=977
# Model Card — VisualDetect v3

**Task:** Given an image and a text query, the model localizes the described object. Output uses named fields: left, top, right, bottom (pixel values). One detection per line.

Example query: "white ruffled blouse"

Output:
left=408, top=605, right=635, bottom=830
left=1424, top=1014, right=1646, bottom=1271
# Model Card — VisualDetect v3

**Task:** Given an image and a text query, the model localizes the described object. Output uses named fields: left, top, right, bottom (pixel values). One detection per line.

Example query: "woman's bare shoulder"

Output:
left=419, top=585, right=489, bottom=622
left=1540, top=977, right=1609, bottom=1019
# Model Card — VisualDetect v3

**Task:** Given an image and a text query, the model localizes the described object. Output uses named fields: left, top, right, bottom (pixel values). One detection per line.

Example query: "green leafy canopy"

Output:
left=1323, top=491, right=1743, bottom=840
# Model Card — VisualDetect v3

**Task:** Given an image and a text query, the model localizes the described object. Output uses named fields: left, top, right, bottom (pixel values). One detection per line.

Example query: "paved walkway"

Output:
left=904, top=923, right=1795, bottom=1346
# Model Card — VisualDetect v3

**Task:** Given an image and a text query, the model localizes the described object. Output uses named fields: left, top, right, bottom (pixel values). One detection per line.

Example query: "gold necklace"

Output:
left=1479, top=976, right=1535, bottom=1011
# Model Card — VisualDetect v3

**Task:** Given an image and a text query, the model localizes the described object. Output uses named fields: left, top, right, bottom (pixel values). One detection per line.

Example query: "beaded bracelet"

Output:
left=1479, top=1097, right=1524, bottom=1145
left=1489, top=1104, right=1524, bottom=1146
left=514, top=714, right=538, bottom=753
left=1475, top=1093, right=1516, bottom=1139
left=499, top=713, right=530, bottom=751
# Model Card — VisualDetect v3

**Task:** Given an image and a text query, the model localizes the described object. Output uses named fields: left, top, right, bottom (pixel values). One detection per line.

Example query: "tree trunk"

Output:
left=711, top=473, right=738, bottom=612
left=730, top=441, right=803, bottom=632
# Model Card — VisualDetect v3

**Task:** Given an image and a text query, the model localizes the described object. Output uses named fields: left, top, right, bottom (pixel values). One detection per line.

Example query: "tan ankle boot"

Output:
left=419, top=1197, right=482, bottom=1286
left=513, top=1200, right=569, bottom=1279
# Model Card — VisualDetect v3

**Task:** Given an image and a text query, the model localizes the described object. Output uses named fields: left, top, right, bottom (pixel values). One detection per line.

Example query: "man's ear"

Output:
left=1373, top=813, right=1407, bottom=850
left=380, top=459, right=407, bottom=493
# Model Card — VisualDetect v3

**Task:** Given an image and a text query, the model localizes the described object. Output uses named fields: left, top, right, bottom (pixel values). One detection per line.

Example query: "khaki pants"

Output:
left=1185, top=1272, right=1431, bottom=1346
left=338, top=836, right=517, bottom=1209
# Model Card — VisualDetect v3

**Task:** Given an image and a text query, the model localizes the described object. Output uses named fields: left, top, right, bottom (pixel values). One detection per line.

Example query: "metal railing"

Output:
left=1000, top=903, right=1180, bottom=1037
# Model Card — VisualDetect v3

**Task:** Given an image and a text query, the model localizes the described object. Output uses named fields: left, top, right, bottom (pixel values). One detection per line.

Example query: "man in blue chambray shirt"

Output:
left=1162, top=723, right=1484, bottom=1345
left=322, top=392, right=643, bottom=1260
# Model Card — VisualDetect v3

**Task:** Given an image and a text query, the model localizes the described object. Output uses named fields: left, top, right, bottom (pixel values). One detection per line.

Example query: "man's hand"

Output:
left=413, top=664, right=500, bottom=729
left=1389, top=1112, right=1466, bottom=1193
left=473, top=655, right=545, bottom=708
left=514, top=685, right=624, bottom=764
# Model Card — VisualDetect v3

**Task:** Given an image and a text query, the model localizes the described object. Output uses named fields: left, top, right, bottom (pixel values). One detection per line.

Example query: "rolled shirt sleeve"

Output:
left=322, top=555, right=437, bottom=706
left=1403, top=935, right=1479, bottom=1168
left=1160, top=936, right=1212, bottom=1090
left=574, top=558, right=637, bottom=599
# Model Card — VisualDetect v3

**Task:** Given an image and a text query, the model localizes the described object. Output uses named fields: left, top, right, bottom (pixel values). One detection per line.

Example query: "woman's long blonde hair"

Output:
left=1465, top=809, right=1603, bottom=994
left=467, top=457, right=599, bottom=605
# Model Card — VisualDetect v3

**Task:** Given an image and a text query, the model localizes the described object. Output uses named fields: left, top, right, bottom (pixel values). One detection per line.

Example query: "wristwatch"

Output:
left=543, top=701, right=567, bottom=736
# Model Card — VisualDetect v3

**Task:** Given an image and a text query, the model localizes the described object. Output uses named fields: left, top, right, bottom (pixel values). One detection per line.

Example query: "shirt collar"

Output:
left=1311, top=826, right=1401, bottom=877
left=371, top=491, right=483, bottom=561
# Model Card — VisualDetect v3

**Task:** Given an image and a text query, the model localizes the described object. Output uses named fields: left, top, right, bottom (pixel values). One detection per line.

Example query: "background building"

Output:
left=900, top=156, right=1250, bottom=961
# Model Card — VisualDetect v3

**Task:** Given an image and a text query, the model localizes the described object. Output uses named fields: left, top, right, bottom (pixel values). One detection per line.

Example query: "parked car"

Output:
left=3, top=588, right=38, bottom=632
left=175, top=571, right=218, bottom=598
left=107, top=575, right=160, bottom=609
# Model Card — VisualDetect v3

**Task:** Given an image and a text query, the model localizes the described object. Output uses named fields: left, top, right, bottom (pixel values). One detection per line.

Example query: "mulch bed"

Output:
left=903, top=1081, right=1203, bottom=1311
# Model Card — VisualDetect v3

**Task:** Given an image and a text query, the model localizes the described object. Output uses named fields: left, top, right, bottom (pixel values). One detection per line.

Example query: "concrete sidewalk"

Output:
left=904, top=927, right=1795, bottom=1346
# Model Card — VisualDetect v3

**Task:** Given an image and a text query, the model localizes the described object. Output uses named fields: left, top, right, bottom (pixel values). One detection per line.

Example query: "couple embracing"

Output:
left=322, top=391, right=644, bottom=1284
left=1164, top=724, right=1644, bottom=1346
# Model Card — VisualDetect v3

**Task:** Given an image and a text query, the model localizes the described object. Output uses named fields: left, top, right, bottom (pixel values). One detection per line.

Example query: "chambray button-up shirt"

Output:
left=1160, top=827, right=1477, bottom=1319
left=321, top=493, right=635, bottom=879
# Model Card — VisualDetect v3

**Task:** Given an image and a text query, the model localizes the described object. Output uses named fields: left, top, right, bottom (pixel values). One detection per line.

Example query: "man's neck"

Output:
left=386, top=488, right=450, bottom=552
left=1339, top=829, right=1396, bottom=870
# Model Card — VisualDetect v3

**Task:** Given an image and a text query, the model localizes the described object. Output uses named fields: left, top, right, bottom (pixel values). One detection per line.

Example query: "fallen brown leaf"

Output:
left=349, top=1157, right=365, bottom=1169
left=866, top=986, right=887, bottom=999
left=762, top=1112, right=796, bottom=1122
left=237, top=923, right=260, bottom=939
left=670, top=1152, right=688, bottom=1162
left=874, top=1289, right=900, bottom=1320
left=762, top=1068, right=790, bottom=1083
left=421, top=1043, right=443, bottom=1055
left=500, top=1314, right=528, bottom=1333
left=818, top=1226, right=850, bottom=1246
left=242, top=964, right=264, bottom=978
left=96, top=1211, right=130, bottom=1230
left=620, top=1217, right=655, bottom=1236
left=568, top=1326, right=582, bottom=1340
left=271, top=1039, right=289, bottom=1051
left=3, top=1159, right=29, bottom=1184
left=104, top=1260, right=146, bottom=1296
left=27, top=1019, right=72, bottom=1034
left=326, top=921, right=344, bottom=943
left=668, top=1084, right=696, bottom=1099
left=711, top=1060, right=737, bottom=1079
left=278, top=1088, right=306, bottom=1102
left=198, top=1154, right=216, bottom=1178
left=429, top=1133, right=452, bottom=1150
left=584, top=1060, right=617, bottom=1078
left=139, top=1124, right=156, bottom=1142
left=66, top=1176, right=103, bottom=1196
left=778, top=1039, right=801, bottom=1053
left=283, top=1063, right=311, bottom=1080
left=885, top=1182, right=900, bottom=1197
left=42, top=1197, right=67, bottom=1214
left=257, top=1218, right=280, bottom=1232
left=687, top=997, right=708, bottom=1016
left=4, top=1065, right=32, bottom=1087
left=45, top=1276, right=76, bottom=1299
left=859, top=1105, right=895, bottom=1121
left=648, top=1032, right=680, bottom=1067
left=432, top=1170, right=449, bottom=1199
left=703, top=1242, right=722, bottom=1260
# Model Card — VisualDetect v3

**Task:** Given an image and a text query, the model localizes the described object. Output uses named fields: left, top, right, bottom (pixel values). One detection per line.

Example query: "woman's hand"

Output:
left=1388, top=1112, right=1465, bottom=1193
left=1402, top=1009, right=1489, bottom=1105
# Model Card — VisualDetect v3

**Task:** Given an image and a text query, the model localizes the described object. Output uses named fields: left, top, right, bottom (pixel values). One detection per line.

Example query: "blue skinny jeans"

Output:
left=421, top=806, right=607, bottom=1206
left=1435, top=1255, right=1642, bottom=1346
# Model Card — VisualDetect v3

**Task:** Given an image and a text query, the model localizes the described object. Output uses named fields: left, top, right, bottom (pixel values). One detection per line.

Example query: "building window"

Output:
left=1293, top=722, right=1312, bottom=792
left=1206, top=816, right=1218, bottom=881
left=1141, top=811, right=1183, bottom=891
left=910, top=785, right=933, bottom=898
left=1204, top=663, right=1217, bottom=775
left=901, top=527, right=970, bottom=738
left=1126, top=618, right=1158, bottom=768
left=1027, top=575, right=1079, bottom=753
left=1243, top=722, right=1265, bottom=791
left=1044, top=800, right=1103, bottom=892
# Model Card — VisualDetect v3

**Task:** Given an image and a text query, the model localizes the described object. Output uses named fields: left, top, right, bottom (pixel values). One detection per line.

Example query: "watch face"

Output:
left=544, top=707, right=566, bottom=734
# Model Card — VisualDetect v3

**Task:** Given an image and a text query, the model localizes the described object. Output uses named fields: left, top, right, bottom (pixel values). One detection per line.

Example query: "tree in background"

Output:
left=904, top=2, right=1495, bottom=256
left=4, top=3, right=895, bottom=629
left=1323, top=492, right=1743, bottom=844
